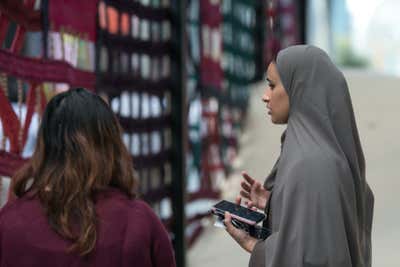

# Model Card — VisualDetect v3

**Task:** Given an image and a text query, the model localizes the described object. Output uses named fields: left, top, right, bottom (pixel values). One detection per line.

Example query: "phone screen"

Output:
left=213, top=200, right=265, bottom=223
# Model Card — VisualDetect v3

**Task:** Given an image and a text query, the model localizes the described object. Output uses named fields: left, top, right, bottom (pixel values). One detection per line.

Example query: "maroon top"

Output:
left=0, top=188, right=176, bottom=267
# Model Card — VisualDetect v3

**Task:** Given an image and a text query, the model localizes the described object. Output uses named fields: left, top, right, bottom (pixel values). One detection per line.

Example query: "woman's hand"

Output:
left=224, top=197, right=258, bottom=253
left=240, top=171, right=270, bottom=210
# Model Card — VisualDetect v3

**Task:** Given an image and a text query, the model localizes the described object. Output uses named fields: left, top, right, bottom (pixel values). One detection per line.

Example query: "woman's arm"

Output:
left=147, top=207, right=176, bottom=267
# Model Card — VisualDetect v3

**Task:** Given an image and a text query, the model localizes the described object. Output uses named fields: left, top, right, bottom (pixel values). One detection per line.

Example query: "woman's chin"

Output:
left=271, top=117, right=284, bottom=125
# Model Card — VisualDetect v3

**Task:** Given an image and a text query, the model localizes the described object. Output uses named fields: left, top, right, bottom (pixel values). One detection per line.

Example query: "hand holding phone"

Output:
left=211, top=200, right=266, bottom=225
left=212, top=201, right=271, bottom=242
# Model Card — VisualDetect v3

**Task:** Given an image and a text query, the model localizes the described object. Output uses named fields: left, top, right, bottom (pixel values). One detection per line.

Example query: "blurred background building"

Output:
left=308, top=0, right=400, bottom=76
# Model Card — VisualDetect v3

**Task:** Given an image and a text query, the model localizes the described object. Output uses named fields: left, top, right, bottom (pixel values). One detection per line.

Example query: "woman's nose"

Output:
left=262, top=89, right=270, bottom=103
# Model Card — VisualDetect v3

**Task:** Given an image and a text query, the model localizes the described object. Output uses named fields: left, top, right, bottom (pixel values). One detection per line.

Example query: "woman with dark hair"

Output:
left=0, top=88, right=175, bottom=267
left=224, top=45, right=374, bottom=267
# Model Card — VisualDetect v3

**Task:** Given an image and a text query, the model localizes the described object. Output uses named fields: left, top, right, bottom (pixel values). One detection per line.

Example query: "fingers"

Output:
left=224, top=211, right=257, bottom=253
left=242, top=171, right=255, bottom=185
left=224, top=212, right=236, bottom=236
left=244, top=200, right=258, bottom=211
left=250, top=181, right=262, bottom=192
left=244, top=200, right=253, bottom=208
left=241, top=181, right=251, bottom=192
left=235, top=196, right=242, bottom=205
left=240, top=190, right=250, bottom=199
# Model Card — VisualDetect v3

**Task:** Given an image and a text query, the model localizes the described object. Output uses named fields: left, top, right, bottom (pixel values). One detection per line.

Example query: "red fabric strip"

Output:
left=200, top=57, right=223, bottom=88
left=9, top=0, right=36, bottom=53
left=203, top=164, right=224, bottom=172
left=49, top=0, right=99, bottom=41
left=39, top=87, right=47, bottom=114
left=10, top=26, right=26, bottom=53
left=200, top=0, right=222, bottom=27
left=0, top=150, right=27, bottom=177
left=21, top=84, right=37, bottom=149
left=0, top=0, right=41, bottom=31
left=0, top=16, right=10, bottom=43
left=0, top=87, right=21, bottom=153
left=0, top=49, right=95, bottom=88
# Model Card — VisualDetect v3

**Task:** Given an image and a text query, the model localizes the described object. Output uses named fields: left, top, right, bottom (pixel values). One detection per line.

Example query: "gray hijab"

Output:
left=249, top=45, right=374, bottom=267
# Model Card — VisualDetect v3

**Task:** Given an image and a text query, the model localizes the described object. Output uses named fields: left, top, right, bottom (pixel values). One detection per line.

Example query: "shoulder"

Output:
left=114, top=198, right=168, bottom=239
left=0, top=200, right=18, bottom=224
left=127, top=199, right=162, bottom=226
left=99, top=191, right=160, bottom=225
left=0, top=196, right=38, bottom=229
left=288, top=149, right=347, bottom=191
left=127, top=199, right=157, bottom=217
left=293, top=149, right=345, bottom=174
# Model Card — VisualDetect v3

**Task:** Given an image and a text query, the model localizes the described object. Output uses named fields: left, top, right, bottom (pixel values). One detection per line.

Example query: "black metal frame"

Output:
left=170, top=0, right=187, bottom=266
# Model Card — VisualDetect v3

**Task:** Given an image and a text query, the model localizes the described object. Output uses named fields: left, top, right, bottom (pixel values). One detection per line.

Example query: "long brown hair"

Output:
left=13, top=88, right=137, bottom=256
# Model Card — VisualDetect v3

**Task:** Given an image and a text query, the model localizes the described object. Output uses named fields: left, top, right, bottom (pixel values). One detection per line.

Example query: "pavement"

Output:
left=187, top=69, right=400, bottom=267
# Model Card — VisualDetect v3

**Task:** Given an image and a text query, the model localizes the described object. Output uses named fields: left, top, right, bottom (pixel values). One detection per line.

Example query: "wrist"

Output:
left=244, top=237, right=258, bottom=253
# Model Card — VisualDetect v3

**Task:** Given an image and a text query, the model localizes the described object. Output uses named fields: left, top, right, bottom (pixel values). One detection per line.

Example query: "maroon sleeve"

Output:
left=0, top=203, right=8, bottom=263
left=0, top=200, right=18, bottom=264
left=140, top=202, right=176, bottom=267
left=0, top=216, right=2, bottom=262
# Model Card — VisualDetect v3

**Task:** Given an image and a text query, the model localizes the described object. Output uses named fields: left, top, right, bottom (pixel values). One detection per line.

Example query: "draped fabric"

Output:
left=185, top=0, right=267, bottom=246
left=199, top=0, right=223, bottom=89
left=95, top=0, right=175, bottom=240
left=184, top=0, right=224, bottom=247
left=222, top=0, right=260, bottom=109
left=46, top=0, right=98, bottom=73
left=249, top=45, right=374, bottom=267
left=264, top=0, right=303, bottom=65
left=0, top=0, right=96, bottom=195
left=277, top=0, right=301, bottom=48
left=48, top=0, right=98, bottom=41
left=221, top=0, right=263, bottom=169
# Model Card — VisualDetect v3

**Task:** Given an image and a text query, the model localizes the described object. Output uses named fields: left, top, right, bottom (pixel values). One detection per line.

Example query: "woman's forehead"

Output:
left=267, top=62, right=279, bottom=79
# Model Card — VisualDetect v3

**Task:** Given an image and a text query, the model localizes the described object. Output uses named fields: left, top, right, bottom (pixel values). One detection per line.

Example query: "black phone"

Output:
left=211, top=200, right=266, bottom=225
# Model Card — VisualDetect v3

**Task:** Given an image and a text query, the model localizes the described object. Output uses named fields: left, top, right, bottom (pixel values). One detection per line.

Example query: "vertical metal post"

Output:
left=298, top=0, right=307, bottom=43
left=256, top=0, right=267, bottom=81
left=41, top=0, right=49, bottom=59
left=170, top=0, right=187, bottom=266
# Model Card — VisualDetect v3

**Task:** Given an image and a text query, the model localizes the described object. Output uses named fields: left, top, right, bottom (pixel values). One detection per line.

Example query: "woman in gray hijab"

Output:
left=224, top=45, right=374, bottom=267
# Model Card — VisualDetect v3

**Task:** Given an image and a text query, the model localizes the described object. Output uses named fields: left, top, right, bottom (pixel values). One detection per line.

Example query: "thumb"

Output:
left=235, top=196, right=242, bottom=205
left=224, top=212, right=235, bottom=235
